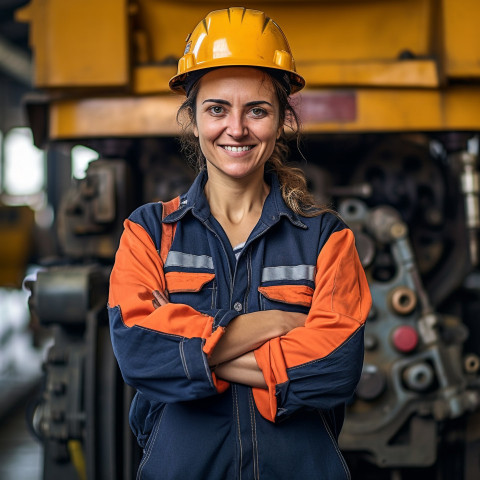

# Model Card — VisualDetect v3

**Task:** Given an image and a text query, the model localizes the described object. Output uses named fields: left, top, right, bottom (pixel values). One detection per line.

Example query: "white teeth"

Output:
left=223, top=145, right=252, bottom=152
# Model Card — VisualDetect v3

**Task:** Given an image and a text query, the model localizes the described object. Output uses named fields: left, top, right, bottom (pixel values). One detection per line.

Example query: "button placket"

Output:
left=233, top=302, right=243, bottom=312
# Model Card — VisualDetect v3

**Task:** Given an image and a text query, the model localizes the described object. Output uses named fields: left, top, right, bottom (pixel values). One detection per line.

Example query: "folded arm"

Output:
left=152, top=290, right=305, bottom=389
left=214, top=352, right=267, bottom=389
left=109, top=216, right=236, bottom=402
left=252, top=228, right=372, bottom=422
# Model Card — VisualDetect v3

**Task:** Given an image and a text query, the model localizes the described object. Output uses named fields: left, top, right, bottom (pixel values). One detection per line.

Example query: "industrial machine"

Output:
left=15, top=0, right=480, bottom=478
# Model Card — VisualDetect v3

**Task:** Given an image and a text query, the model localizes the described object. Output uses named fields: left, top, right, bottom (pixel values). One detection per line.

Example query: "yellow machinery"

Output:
left=0, top=204, right=34, bottom=288
left=16, top=0, right=480, bottom=136
left=15, top=1, right=480, bottom=479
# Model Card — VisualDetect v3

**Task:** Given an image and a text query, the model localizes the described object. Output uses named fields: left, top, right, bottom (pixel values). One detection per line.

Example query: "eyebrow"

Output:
left=202, top=99, right=273, bottom=107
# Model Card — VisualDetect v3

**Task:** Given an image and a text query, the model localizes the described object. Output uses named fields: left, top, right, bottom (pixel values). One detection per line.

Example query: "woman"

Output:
left=108, top=7, right=371, bottom=480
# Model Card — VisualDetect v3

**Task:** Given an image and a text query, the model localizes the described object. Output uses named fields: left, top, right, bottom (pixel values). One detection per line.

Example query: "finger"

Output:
left=156, top=290, right=169, bottom=301
left=153, top=289, right=164, bottom=302
left=153, top=289, right=169, bottom=305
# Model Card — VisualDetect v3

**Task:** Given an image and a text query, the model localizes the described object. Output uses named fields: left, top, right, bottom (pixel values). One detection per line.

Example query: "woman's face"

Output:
left=194, top=67, right=282, bottom=182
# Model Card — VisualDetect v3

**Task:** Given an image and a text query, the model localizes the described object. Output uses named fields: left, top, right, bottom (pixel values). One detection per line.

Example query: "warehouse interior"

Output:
left=2, top=1, right=480, bottom=479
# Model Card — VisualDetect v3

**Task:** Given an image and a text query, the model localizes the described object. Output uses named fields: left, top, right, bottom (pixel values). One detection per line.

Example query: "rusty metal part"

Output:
left=389, top=286, right=417, bottom=315
left=464, top=354, right=480, bottom=374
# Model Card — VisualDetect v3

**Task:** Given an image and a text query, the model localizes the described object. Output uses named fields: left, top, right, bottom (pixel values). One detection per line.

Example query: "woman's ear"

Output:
left=193, top=125, right=199, bottom=138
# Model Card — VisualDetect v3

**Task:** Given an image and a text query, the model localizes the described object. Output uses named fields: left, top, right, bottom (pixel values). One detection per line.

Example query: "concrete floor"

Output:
left=0, top=393, right=43, bottom=480
left=0, top=287, right=46, bottom=480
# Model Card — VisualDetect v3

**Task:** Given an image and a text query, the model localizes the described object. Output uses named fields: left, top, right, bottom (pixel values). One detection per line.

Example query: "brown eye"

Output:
left=250, top=107, right=267, bottom=118
left=209, top=106, right=224, bottom=115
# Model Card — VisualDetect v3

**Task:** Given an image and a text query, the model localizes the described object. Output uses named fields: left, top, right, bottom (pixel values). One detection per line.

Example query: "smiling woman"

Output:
left=108, top=7, right=372, bottom=480
left=177, top=66, right=321, bottom=219
left=194, top=68, right=280, bottom=183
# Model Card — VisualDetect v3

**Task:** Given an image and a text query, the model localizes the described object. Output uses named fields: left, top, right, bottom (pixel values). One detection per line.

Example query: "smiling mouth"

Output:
left=221, top=145, right=254, bottom=152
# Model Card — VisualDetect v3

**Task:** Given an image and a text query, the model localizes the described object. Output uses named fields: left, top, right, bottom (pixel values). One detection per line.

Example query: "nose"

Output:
left=226, top=112, right=247, bottom=139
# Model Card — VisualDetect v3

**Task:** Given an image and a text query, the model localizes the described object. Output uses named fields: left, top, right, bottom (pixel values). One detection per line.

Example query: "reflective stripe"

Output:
left=165, top=251, right=214, bottom=270
left=261, top=265, right=315, bottom=282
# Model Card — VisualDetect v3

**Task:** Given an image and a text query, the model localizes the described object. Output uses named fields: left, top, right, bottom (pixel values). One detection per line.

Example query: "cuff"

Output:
left=212, top=309, right=238, bottom=329
left=252, top=338, right=289, bottom=422
left=211, top=371, right=230, bottom=394
left=180, top=337, right=216, bottom=392
left=180, top=335, right=230, bottom=395
left=201, top=309, right=238, bottom=357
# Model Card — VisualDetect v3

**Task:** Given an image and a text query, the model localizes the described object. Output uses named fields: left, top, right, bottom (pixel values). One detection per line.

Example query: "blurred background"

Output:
left=1, top=1, right=50, bottom=479
left=2, top=1, right=480, bottom=479
left=0, top=1, right=103, bottom=478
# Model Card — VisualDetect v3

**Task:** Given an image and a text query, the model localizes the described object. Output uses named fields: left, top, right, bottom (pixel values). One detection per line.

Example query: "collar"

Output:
left=260, top=172, right=307, bottom=229
left=162, top=170, right=209, bottom=223
left=163, top=169, right=307, bottom=229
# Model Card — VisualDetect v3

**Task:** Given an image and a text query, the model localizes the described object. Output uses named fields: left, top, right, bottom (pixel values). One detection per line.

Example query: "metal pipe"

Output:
left=459, top=148, right=480, bottom=266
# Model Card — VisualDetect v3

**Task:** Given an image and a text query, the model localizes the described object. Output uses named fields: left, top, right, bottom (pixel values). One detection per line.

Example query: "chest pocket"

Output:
left=258, top=284, right=313, bottom=314
left=258, top=265, right=315, bottom=313
left=165, top=271, right=216, bottom=310
left=164, top=251, right=216, bottom=311
left=258, top=264, right=315, bottom=314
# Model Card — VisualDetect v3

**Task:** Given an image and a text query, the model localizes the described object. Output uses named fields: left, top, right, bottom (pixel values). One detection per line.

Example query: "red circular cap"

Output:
left=392, top=325, right=418, bottom=353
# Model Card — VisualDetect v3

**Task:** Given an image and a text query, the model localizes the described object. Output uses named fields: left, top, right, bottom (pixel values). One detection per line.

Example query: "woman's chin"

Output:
left=207, top=161, right=266, bottom=182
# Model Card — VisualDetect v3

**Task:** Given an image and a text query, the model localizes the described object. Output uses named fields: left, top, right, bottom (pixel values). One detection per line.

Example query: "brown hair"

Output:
left=176, top=69, right=329, bottom=217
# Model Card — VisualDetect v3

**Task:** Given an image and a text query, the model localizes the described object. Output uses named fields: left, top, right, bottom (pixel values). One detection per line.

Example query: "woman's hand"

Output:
left=212, top=312, right=307, bottom=389
left=208, top=310, right=307, bottom=366
left=152, top=289, right=169, bottom=309
left=151, top=290, right=306, bottom=366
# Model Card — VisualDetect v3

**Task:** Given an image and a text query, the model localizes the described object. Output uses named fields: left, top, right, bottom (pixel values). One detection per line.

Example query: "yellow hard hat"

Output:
left=169, top=7, right=305, bottom=95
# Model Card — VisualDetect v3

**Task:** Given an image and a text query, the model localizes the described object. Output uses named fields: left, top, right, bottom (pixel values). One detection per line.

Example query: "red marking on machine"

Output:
left=392, top=325, right=419, bottom=353
left=293, top=91, right=357, bottom=124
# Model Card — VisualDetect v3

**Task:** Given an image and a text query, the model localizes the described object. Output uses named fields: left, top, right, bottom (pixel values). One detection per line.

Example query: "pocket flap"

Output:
left=165, top=272, right=215, bottom=293
left=258, top=285, right=314, bottom=307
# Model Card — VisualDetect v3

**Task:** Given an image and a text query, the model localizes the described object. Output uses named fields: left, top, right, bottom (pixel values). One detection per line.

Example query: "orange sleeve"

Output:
left=108, top=219, right=229, bottom=391
left=253, top=228, right=372, bottom=421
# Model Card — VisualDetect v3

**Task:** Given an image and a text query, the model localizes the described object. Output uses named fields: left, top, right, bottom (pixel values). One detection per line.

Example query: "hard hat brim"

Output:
left=169, top=65, right=305, bottom=96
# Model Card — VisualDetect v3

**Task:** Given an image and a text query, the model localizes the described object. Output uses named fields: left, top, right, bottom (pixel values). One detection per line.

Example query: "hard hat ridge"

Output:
left=169, top=7, right=305, bottom=95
